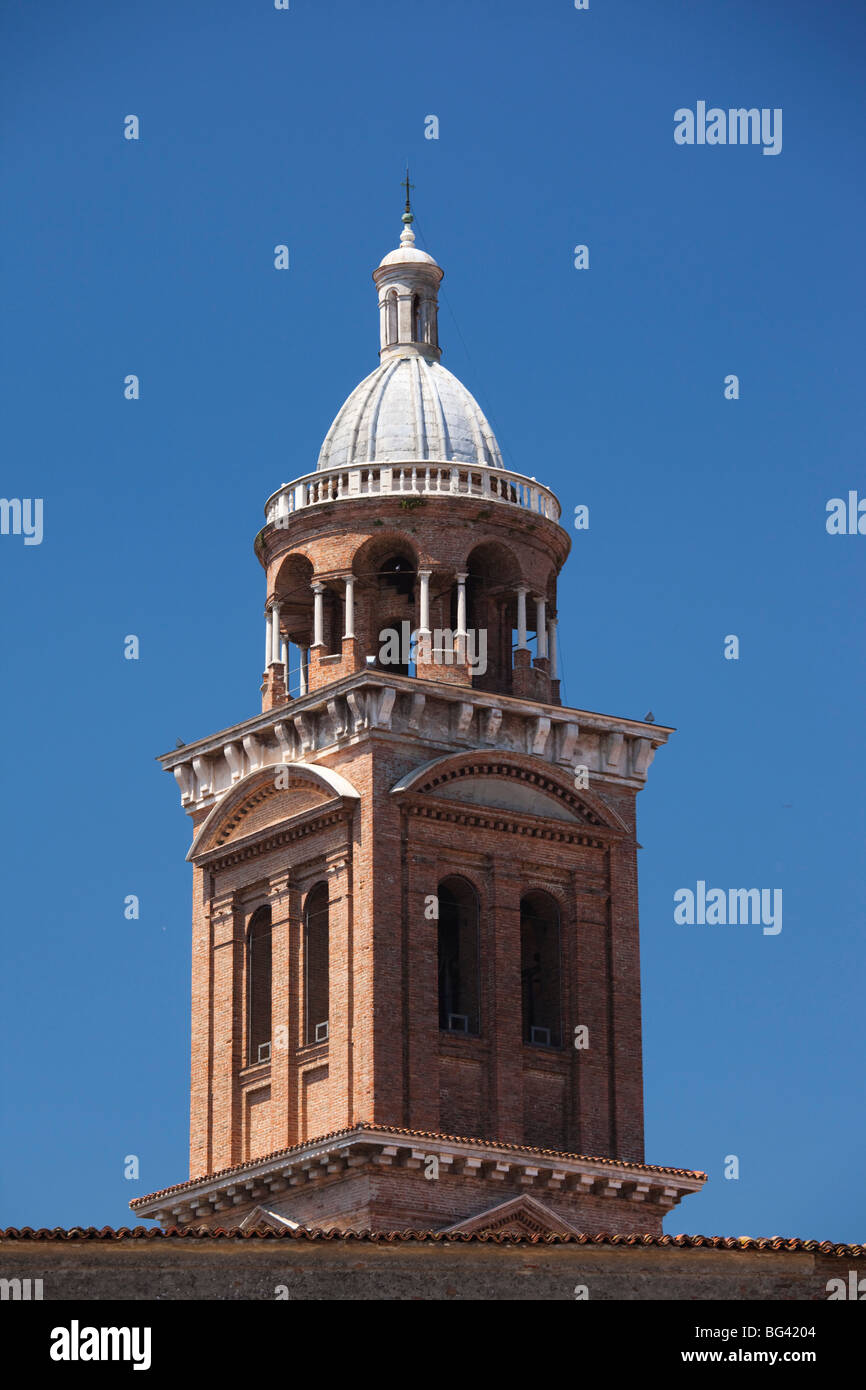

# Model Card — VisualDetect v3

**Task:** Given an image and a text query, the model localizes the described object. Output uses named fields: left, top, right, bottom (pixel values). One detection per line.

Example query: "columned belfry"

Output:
left=132, top=197, right=705, bottom=1237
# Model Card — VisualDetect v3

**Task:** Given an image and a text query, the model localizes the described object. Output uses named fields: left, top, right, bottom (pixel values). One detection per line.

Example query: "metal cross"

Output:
left=402, top=166, right=414, bottom=216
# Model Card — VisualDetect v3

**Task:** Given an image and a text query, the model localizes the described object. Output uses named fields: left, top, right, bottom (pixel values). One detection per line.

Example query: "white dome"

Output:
left=377, top=245, right=439, bottom=268
left=316, top=355, right=504, bottom=472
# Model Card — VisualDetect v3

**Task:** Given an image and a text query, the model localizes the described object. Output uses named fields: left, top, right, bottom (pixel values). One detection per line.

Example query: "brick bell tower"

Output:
left=132, top=196, right=705, bottom=1238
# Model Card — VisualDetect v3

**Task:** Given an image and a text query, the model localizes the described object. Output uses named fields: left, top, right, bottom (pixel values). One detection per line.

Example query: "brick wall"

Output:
left=4, top=1234, right=860, bottom=1301
left=185, top=722, right=646, bottom=1232
left=179, top=487, right=653, bottom=1229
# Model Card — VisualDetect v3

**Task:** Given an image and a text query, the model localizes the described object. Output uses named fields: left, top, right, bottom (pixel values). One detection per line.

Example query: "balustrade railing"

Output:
left=265, top=463, right=561, bottom=526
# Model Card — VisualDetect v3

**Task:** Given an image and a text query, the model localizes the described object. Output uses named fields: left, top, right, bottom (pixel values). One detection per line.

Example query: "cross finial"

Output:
left=401, top=166, right=414, bottom=225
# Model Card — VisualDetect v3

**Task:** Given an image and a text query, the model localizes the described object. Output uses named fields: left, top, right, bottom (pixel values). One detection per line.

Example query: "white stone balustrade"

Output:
left=265, top=463, right=561, bottom=526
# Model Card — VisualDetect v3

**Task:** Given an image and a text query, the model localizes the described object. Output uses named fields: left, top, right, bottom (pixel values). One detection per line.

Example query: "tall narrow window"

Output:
left=520, top=891, right=561, bottom=1047
left=411, top=294, right=421, bottom=341
left=304, top=883, right=329, bottom=1045
left=386, top=290, right=398, bottom=345
left=247, top=905, right=272, bottom=1065
left=437, top=876, right=480, bottom=1035
left=323, top=588, right=342, bottom=655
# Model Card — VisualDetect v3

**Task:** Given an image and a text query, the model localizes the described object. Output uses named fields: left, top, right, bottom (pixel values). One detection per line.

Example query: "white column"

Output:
left=299, top=645, right=309, bottom=696
left=418, top=569, right=431, bottom=635
left=271, top=600, right=281, bottom=665
left=516, top=586, right=529, bottom=650
left=312, top=583, right=324, bottom=648
left=455, top=571, right=468, bottom=637
left=343, top=575, right=355, bottom=639
left=280, top=638, right=288, bottom=685
left=535, top=596, right=547, bottom=659
left=265, top=610, right=273, bottom=669
left=548, top=616, right=558, bottom=679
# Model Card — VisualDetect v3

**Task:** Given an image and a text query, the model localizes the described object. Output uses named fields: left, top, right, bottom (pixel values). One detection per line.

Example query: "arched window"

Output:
left=379, top=554, right=415, bottom=599
left=304, top=883, right=329, bottom=1045
left=520, top=892, right=561, bottom=1047
left=247, top=905, right=272, bottom=1065
left=438, top=876, right=480, bottom=1035
left=411, top=294, right=421, bottom=342
left=386, top=290, right=398, bottom=345
left=370, top=554, right=416, bottom=672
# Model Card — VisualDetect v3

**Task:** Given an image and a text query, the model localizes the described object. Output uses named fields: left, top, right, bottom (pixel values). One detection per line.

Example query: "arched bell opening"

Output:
left=271, top=552, right=314, bottom=697
left=465, top=542, right=522, bottom=695
left=350, top=537, right=419, bottom=674
left=378, top=553, right=416, bottom=601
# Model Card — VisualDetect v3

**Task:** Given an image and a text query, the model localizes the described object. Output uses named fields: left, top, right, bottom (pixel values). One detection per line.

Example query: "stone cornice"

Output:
left=160, top=673, right=671, bottom=817
left=130, top=1125, right=705, bottom=1229
left=406, top=800, right=614, bottom=849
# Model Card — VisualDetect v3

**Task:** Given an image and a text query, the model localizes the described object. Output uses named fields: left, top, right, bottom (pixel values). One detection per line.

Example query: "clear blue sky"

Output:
left=2, top=0, right=864, bottom=1243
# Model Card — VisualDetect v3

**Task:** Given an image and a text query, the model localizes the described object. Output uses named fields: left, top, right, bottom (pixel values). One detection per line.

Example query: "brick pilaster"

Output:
left=189, top=866, right=212, bottom=1178
left=608, top=837, right=645, bottom=1162
left=325, top=852, right=354, bottom=1132
left=573, top=882, right=612, bottom=1156
left=405, top=839, right=440, bottom=1132
left=489, top=861, right=523, bottom=1142
left=261, top=665, right=289, bottom=711
left=268, top=871, right=293, bottom=1153
left=209, top=890, right=242, bottom=1172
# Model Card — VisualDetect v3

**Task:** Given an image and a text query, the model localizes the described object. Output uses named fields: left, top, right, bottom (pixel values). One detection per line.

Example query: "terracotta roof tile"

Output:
left=0, top=1226, right=862, bottom=1255
left=128, top=1122, right=707, bottom=1208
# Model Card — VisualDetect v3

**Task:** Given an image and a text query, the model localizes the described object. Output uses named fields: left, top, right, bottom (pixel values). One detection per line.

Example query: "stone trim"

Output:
left=392, top=754, right=618, bottom=826
left=407, top=801, right=610, bottom=849
left=193, top=804, right=354, bottom=872
left=264, top=462, right=562, bottom=527
left=161, top=675, right=669, bottom=818
left=130, top=1125, right=705, bottom=1229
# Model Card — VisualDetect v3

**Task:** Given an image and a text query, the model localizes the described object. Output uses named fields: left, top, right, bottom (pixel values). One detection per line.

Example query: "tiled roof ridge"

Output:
left=1, top=1227, right=863, bottom=1255
left=129, top=1121, right=707, bottom=1207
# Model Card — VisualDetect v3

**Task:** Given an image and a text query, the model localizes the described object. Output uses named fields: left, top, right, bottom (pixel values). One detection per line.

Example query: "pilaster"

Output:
left=209, top=890, right=243, bottom=1172
left=489, top=860, right=524, bottom=1143
left=268, top=871, right=294, bottom=1153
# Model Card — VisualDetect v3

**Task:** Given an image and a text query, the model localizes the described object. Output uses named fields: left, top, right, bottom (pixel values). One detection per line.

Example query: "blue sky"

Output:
left=1, top=0, right=864, bottom=1243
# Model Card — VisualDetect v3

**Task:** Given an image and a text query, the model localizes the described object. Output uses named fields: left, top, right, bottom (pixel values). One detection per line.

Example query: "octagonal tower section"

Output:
left=257, top=470, right=571, bottom=712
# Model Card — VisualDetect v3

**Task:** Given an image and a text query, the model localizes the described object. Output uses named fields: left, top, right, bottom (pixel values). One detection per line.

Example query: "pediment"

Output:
left=207, top=782, right=331, bottom=849
left=189, top=761, right=360, bottom=860
left=391, top=754, right=624, bottom=831
left=434, top=775, right=581, bottom=822
left=444, top=1195, right=580, bottom=1238
left=237, top=1205, right=300, bottom=1233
